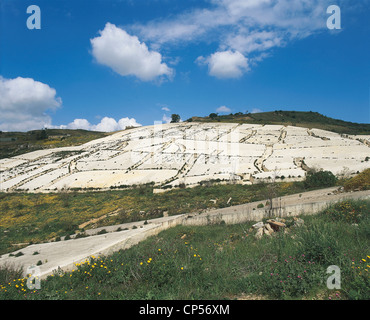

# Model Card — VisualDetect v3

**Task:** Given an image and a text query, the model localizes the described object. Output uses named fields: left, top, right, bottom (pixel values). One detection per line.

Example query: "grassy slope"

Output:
left=0, top=181, right=307, bottom=255
left=1, top=199, right=369, bottom=300
left=343, top=168, right=370, bottom=191
left=0, top=129, right=114, bottom=160
left=190, top=110, right=370, bottom=135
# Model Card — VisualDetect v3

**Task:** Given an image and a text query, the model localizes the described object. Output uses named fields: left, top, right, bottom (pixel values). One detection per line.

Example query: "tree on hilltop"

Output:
left=170, top=114, right=181, bottom=123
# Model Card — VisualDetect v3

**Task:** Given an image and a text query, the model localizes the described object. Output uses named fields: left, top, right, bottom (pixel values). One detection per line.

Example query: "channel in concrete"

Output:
left=0, top=188, right=369, bottom=279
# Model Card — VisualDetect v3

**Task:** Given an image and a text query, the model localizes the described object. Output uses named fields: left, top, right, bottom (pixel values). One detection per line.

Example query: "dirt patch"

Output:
left=78, top=208, right=121, bottom=229
left=228, top=293, right=268, bottom=300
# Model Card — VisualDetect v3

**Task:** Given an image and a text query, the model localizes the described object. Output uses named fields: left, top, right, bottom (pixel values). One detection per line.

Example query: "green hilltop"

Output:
left=1, top=111, right=369, bottom=160
left=0, top=128, right=113, bottom=160
left=187, top=110, right=370, bottom=135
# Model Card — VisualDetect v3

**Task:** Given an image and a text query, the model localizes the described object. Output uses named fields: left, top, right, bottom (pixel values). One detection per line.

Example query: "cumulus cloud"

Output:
left=90, top=23, right=174, bottom=82
left=63, top=118, right=92, bottom=131
left=197, top=50, right=249, bottom=78
left=216, top=105, right=231, bottom=113
left=60, top=116, right=142, bottom=132
left=0, top=76, right=62, bottom=131
left=0, top=76, right=142, bottom=133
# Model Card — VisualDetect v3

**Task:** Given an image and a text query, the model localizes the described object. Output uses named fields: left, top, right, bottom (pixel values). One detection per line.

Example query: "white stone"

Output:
left=1, top=123, right=369, bottom=192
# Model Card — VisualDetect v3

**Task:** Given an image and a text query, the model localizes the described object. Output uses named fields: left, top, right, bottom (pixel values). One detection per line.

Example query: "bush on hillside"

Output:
left=321, top=199, right=369, bottom=224
left=343, top=168, right=370, bottom=191
left=304, top=170, right=337, bottom=189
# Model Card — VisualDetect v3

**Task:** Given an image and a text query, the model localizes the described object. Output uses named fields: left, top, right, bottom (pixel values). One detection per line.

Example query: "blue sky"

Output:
left=0, top=0, right=369, bottom=131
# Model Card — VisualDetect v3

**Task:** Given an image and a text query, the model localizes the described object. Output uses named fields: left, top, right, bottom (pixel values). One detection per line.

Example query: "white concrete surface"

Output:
left=1, top=123, right=369, bottom=191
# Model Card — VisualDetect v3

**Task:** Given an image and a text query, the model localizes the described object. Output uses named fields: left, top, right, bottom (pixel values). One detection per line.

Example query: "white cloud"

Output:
left=251, top=108, right=263, bottom=114
left=62, top=116, right=142, bottom=132
left=162, top=114, right=171, bottom=124
left=224, top=30, right=284, bottom=54
left=198, top=50, right=249, bottom=78
left=133, top=0, right=333, bottom=77
left=90, top=23, right=174, bottom=82
left=0, top=77, right=141, bottom=133
left=161, top=106, right=170, bottom=112
left=0, top=76, right=62, bottom=131
left=216, top=105, right=231, bottom=113
left=63, top=118, right=92, bottom=130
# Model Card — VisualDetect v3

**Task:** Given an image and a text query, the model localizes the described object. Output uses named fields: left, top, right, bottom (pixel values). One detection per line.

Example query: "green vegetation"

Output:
left=189, top=110, right=370, bottom=135
left=209, top=112, right=218, bottom=120
left=0, top=181, right=310, bottom=255
left=304, top=170, right=338, bottom=189
left=1, top=199, right=369, bottom=300
left=322, top=199, right=368, bottom=224
left=2, top=167, right=368, bottom=256
left=343, top=168, right=370, bottom=192
left=0, top=128, right=114, bottom=159
left=170, top=114, right=181, bottom=123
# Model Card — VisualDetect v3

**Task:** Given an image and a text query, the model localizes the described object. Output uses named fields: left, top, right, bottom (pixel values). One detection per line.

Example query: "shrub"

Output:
left=343, top=168, right=370, bottom=191
left=321, top=199, right=369, bottom=224
left=75, top=232, right=89, bottom=239
left=0, top=264, right=23, bottom=285
left=304, top=170, right=337, bottom=189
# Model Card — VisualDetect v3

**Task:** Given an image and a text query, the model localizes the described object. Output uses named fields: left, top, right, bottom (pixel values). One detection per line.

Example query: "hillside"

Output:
left=1, top=122, right=369, bottom=192
left=188, top=110, right=370, bottom=135
left=0, top=129, right=113, bottom=160
left=1, top=197, right=369, bottom=300
left=1, top=111, right=368, bottom=161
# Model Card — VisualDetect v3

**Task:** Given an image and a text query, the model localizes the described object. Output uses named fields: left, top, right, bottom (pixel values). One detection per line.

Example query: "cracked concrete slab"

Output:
left=1, top=123, right=369, bottom=191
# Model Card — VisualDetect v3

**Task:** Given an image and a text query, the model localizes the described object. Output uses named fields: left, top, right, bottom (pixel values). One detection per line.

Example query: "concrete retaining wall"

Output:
left=99, top=190, right=370, bottom=260
left=38, top=190, right=370, bottom=278
left=182, top=191, right=370, bottom=226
